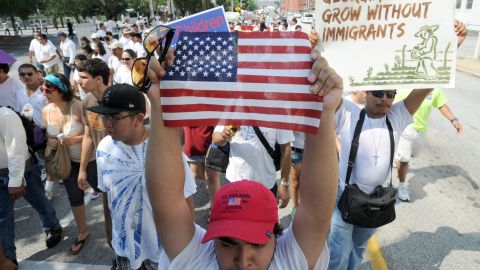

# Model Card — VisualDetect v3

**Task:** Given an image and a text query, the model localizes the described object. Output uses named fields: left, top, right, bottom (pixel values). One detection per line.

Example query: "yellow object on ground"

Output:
left=367, top=235, right=388, bottom=270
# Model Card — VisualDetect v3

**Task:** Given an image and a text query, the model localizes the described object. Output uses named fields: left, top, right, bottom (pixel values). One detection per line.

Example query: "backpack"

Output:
left=3, top=106, right=47, bottom=159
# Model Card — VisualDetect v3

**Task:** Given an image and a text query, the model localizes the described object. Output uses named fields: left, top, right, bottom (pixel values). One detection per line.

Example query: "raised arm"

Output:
left=145, top=51, right=195, bottom=261
left=293, top=49, right=343, bottom=268
left=439, top=104, right=462, bottom=134
left=403, top=88, right=433, bottom=115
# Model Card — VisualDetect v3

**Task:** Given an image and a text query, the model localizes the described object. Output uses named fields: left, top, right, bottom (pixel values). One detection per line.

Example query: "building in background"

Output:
left=280, top=0, right=315, bottom=13
left=455, top=0, right=480, bottom=30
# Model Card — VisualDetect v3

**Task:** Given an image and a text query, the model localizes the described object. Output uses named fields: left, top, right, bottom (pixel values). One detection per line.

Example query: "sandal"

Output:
left=69, top=233, right=90, bottom=255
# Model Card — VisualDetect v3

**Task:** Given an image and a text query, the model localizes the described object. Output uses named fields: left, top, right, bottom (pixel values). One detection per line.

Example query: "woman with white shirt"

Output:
left=113, top=49, right=136, bottom=85
left=91, top=41, right=110, bottom=63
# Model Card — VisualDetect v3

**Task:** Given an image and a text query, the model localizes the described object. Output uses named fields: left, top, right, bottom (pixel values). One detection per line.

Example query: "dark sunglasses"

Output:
left=132, top=25, right=175, bottom=93
left=19, top=72, right=35, bottom=77
left=370, top=90, right=397, bottom=99
left=41, top=86, right=58, bottom=94
left=99, top=113, right=135, bottom=122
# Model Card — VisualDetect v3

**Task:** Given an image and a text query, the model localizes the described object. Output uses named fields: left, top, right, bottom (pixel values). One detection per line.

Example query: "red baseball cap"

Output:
left=201, top=180, right=278, bottom=244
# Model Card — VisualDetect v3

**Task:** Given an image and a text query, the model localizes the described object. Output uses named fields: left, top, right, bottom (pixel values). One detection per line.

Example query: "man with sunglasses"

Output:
left=16, top=64, right=47, bottom=129
left=330, top=88, right=431, bottom=269
left=329, top=21, right=468, bottom=270
left=0, top=63, right=24, bottom=111
left=88, top=84, right=196, bottom=270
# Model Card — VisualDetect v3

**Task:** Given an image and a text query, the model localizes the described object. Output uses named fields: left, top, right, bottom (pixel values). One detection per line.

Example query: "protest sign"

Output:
left=316, top=0, right=457, bottom=91
left=167, top=6, right=229, bottom=47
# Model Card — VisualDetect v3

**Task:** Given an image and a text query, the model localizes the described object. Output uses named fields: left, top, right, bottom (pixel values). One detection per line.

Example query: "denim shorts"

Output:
left=291, top=148, right=304, bottom=166
left=185, top=155, right=205, bottom=164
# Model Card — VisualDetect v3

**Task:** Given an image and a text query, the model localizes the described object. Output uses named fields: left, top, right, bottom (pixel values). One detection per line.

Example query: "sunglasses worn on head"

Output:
left=371, top=90, right=397, bottom=99
left=132, top=25, right=175, bottom=93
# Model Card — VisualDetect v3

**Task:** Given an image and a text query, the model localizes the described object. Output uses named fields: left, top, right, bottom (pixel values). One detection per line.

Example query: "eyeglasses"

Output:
left=99, top=113, right=135, bottom=122
left=121, top=57, right=132, bottom=62
left=370, top=90, right=397, bottom=99
left=19, top=72, right=34, bottom=77
left=132, top=25, right=175, bottom=93
left=41, top=86, right=58, bottom=94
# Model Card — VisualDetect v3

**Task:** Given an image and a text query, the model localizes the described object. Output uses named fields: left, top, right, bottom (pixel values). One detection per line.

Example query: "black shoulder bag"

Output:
left=252, top=127, right=281, bottom=171
left=337, top=109, right=397, bottom=228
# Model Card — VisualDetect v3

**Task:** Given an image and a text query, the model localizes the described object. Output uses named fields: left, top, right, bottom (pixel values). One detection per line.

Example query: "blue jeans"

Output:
left=328, top=189, right=376, bottom=270
left=62, top=61, right=72, bottom=79
left=0, top=173, right=16, bottom=261
left=23, top=158, right=61, bottom=230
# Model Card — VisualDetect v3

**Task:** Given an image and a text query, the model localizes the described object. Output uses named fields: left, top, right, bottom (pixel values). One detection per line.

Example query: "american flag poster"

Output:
left=159, top=31, right=323, bottom=133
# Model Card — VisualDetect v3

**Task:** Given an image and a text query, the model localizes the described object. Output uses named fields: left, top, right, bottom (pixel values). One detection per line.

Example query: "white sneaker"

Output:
left=397, top=183, right=410, bottom=202
left=46, top=190, right=53, bottom=200
left=91, top=191, right=100, bottom=200
left=41, top=169, right=47, bottom=182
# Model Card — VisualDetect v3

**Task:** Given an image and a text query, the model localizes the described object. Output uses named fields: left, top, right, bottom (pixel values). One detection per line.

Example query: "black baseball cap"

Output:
left=87, top=84, right=146, bottom=115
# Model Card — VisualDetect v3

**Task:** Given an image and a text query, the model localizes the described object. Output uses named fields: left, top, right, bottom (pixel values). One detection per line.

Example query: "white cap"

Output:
left=109, top=41, right=123, bottom=49
left=91, top=33, right=100, bottom=39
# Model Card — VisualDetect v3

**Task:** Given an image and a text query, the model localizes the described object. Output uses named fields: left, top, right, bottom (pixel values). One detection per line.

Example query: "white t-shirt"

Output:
left=158, top=224, right=330, bottom=270
left=0, top=77, right=25, bottom=111
left=92, top=52, right=110, bottom=64
left=73, top=69, right=86, bottom=100
left=113, top=64, right=133, bottom=85
left=133, top=42, right=147, bottom=58
left=16, top=87, right=47, bottom=128
left=106, top=20, right=118, bottom=34
left=292, top=132, right=305, bottom=149
left=37, top=42, right=59, bottom=69
left=108, top=55, right=122, bottom=74
left=60, top=38, right=76, bottom=65
left=97, top=29, right=107, bottom=37
left=96, top=136, right=197, bottom=269
left=214, top=126, right=294, bottom=189
left=344, top=94, right=365, bottom=108
left=335, top=99, right=412, bottom=194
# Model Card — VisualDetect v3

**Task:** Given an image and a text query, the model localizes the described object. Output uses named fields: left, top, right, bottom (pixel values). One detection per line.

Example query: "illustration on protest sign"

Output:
left=315, top=0, right=457, bottom=91
left=167, top=6, right=229, bottom=47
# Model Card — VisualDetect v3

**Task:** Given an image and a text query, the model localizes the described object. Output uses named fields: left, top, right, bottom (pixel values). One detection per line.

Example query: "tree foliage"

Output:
left=0, top=0, right=38, bottom=19
left=216, top=0, right=258, bottom=11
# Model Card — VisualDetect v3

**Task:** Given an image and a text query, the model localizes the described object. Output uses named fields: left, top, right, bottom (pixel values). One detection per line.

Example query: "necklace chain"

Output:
left=367, top=116, right=386, bottom=166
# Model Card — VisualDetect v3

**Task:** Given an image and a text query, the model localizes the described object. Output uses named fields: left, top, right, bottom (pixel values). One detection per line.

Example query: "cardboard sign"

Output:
left=316, top=0, right=457, bottom=91
left=167, top=6, right=229, bottom=47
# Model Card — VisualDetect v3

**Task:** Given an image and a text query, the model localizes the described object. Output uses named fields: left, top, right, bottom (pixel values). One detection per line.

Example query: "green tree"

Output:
left=0, top=0, right=37, bottom=26
left=173, top=0, right=214, bottom=15
left=216, top=0, right=258, bottom=11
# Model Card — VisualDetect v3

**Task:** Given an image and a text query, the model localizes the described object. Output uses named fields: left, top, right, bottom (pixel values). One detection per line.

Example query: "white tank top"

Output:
left=47, top=102, right=83, bottom=162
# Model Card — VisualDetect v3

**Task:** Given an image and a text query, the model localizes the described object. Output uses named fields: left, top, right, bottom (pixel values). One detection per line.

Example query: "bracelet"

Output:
left=450, top=118, right=459, bottom=124
left=280, top=181, right=289, bottom=187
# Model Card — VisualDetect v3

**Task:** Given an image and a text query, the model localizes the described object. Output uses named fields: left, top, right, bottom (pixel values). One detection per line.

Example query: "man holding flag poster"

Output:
left=142, top=35, right=343, bottom=268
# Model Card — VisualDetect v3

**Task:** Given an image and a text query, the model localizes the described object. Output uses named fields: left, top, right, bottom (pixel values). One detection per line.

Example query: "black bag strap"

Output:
left=346, top=109, right=366, bottom=185
left=386, top=116, right=394, bottom=187
left=252, top=126, right=278, bottom=160
left=345, top=109, right=394, bottom=187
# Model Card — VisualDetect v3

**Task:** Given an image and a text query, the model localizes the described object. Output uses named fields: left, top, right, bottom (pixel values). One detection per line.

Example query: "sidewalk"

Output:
left=457, top=58, right=480, bottom=78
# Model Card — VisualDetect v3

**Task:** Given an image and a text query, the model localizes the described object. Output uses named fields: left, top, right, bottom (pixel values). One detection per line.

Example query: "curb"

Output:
left=457, top=58, right=480, bottom=78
